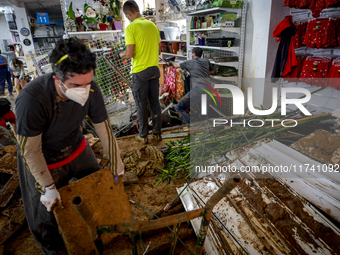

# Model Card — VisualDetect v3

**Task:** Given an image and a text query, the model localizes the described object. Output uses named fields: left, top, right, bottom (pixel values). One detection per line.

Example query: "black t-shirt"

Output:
left=180, top=58, right=213, bottom=88
left=16, top=73, right=108, bottom=164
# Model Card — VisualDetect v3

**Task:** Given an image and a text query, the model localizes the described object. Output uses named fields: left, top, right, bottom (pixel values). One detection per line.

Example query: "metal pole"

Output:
left=170, top=223, right=180, bottom=255
left=194, top=175, right=242, bottom=255
left=72, top=196, right=104, bottom=255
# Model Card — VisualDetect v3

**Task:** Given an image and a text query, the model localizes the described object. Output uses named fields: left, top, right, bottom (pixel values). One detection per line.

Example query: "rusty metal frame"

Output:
left=73, top=175, right=242, bottom=255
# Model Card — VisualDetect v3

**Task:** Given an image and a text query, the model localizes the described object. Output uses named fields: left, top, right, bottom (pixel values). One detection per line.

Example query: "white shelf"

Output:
left=161, top=52, right=188, bottom=58
left=210, top=61, right=238, bottom=68
left=188, top=45, right=239, bottom=53
left=188, top=27, right=241, bottom=34
left=68, top=30, right=122, bottom=35
left=156, top=19, right=186, bottom=23
left=186, top=7, right=242, bottom=16
left=143, top=15, right=156, bottom=19
left=211, top=75, right=238, bottom=82
left=161, top=39, right=185, bottom=42
left=33, top=54, right=49, bottom=62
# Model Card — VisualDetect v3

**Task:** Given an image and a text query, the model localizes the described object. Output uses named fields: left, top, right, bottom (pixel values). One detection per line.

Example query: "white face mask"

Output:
left=59, top=81, right=91, bottom=106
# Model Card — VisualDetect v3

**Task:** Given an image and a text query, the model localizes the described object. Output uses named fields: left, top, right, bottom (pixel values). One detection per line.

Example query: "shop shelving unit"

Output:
left=185, top=3, right=247, bottom=88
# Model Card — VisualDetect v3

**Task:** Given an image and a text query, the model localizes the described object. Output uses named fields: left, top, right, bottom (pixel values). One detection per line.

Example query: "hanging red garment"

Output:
left=328, top=59, right=340, bottom=90
left=284, top=56, right=307, bottom=82
left=272, top=16, right=298, bottom=80
left=299, top=0, right=313, bottom=7
left=161, top=66, right=176, bottom=104
left=303, top=19, right=337, bottom=48
left=300, top=57, right=332, bottom=87
left=309, top=0, right=325, bottom=18
left=284, top=0, right=297, bottom=7
left=284, top=0, right=311, bottom=8
left=293, top=22, right=307, bottom=48
left=325, top=0, right=340, bottom=7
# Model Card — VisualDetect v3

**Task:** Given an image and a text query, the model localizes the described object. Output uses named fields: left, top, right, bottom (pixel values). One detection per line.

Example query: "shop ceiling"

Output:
left=0, top=0, right=63, bottom=20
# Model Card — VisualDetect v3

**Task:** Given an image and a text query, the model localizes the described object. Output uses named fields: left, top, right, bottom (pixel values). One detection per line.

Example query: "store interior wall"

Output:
left=263, top=0, right=290, bottom=109
left=243, top=0, right=272, bottom=107
left=243, top=0, right=291, bottom=109
left=0, top=14, right=12, bottom=50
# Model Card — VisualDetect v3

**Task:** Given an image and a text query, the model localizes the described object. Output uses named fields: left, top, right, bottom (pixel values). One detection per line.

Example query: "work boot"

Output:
left=153, top=134, right=162, bottom=142
left=135, top=134, right=148, bottom=144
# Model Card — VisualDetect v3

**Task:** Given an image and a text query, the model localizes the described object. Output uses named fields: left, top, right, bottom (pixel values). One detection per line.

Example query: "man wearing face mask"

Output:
left=15, top=38, right=124, bottom=255
left=114, top=0, right=162, bottom=144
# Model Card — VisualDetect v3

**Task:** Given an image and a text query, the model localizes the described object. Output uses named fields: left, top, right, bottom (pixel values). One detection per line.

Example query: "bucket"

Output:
left=114, top=21, right=122, bottom=30
left=164, top=27, right=178, bottom=40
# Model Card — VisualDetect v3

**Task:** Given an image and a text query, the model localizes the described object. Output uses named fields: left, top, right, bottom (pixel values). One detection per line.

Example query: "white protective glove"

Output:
left=40, top=183, right=63, bottom=212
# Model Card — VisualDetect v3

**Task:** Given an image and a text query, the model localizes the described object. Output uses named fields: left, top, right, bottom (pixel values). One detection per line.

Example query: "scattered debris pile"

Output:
left=0, top=145, right=26, bottom=251
left=179, top=138, right=340, bottom=255
left=292, top=129, right=340, bottom=165
left=123, top=145, right=164, bottom=176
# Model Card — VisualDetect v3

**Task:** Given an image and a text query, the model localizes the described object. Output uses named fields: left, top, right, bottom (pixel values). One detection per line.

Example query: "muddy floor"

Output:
left=2, top=129, right=197, bottom=255
left=2, top=174, right=196, bottom=255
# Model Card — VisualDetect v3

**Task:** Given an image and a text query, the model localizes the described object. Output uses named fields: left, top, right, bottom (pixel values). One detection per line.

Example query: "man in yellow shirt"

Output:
left=115, top=0, right=162, bottom=144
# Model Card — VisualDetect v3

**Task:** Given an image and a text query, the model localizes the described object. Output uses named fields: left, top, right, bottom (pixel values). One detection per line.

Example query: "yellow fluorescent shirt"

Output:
left=125, top=18, right=160, bottom=73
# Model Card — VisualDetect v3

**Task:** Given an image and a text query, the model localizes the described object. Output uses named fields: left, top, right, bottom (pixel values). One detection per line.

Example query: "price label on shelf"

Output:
left=230, top=1, right=237, bottom=4
left=36, top=12, right=50, bottom=25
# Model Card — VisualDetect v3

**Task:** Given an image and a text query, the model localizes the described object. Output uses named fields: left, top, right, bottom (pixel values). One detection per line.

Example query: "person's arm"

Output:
left=88, top=82, right=124, bottom=183
left=19, top=66, right=24, bottom=80
left=119, top=44, right=135, bottom=59
left=16, top=92, right=62, bottom=211
left=93, top=119, right=125, bottom=182
left=17, top=134, right=61, bottom=211
left=116, top=25, right=134, bottom=60
left=17, top=134, right=54, bottom=188
left=209, top=61, right=215, bottom=75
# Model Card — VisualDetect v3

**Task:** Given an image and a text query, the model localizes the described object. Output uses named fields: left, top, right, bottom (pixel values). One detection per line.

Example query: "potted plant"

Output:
left=107, top=16, right=114, bottom=30
left=66, top=2, right=77, bottom=32
left=114, top=15, right=122, bottom=30
left=99, top=14, right=107, bottom=30
left=75, top=10, right=84, bottom=31
left=108, top=0, right=122, bottom=30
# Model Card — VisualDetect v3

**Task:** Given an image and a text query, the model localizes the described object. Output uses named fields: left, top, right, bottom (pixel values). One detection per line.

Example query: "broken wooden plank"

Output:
left=3, top=145, right=17, bottom=155
left=0, top=206, right=26, bottom=245
left=0, top=153, right=17, bottom=172
left=54, top=168, right=133, bottom=255
left=0, top=172, right=19, bottom=209
left=121, top=171, right=139, bottom=185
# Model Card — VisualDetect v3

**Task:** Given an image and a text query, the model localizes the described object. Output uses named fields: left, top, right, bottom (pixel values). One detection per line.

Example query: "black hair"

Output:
left=50, top=38, right=96, bottom=81
left=123, top=0, right=140, bottom=14
left=0, top=98, right=11, bottom=119
left=8, top=45, right=14, bottom=51
left=192, top=47, right=203, bottom=58
left=0, top=50, right=1, bottom=54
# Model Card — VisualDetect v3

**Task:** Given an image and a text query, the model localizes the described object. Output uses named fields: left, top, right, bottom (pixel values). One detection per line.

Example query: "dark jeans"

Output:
left=131, top=66, right=162, bottom=138
left=175, top=87, right=207, bottom=124
left=0, top=68, right=12, bottom=94
left=17, top=143, right=101, bottom=255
